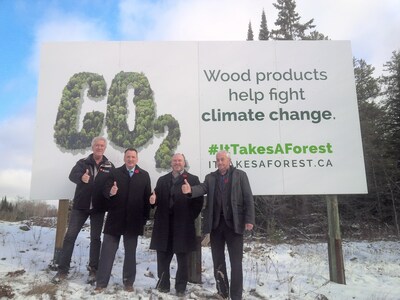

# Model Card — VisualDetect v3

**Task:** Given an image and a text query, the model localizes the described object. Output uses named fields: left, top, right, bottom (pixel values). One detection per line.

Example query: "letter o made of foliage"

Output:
left=106, top=71, right=156, bottom=148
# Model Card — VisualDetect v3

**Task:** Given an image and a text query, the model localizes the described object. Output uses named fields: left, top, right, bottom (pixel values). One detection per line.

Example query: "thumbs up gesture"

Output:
left=110, top=181, right=118, bottom=196
left=82, top=169, right=90, bottom=183
left=181, top=179, right=192, bottom=194
left=149, top=191, right=156, bottom=204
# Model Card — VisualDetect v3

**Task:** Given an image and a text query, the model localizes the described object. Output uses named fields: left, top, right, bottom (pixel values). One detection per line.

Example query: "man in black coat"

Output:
left=149, top=153, right=203, bottom=297
left=52, top=136, right=114, bottom=284
left=95, top=148, right=151, bottom=292
left=182, top=150, right=255, bottom=300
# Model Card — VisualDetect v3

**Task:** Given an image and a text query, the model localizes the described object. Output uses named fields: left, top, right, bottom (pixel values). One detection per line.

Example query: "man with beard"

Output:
left=149, top=153, right=203, bottom=297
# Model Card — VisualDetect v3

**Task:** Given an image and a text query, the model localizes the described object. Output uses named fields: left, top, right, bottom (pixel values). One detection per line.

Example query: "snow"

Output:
left=0, top=219, right=399, bottom=299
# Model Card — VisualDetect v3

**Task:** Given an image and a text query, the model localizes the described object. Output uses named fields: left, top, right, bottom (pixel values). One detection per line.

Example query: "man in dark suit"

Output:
left=149, top=153, right=203, bottom=297
left=182, top=150, right=255, bottom=300
left=95, top=148, right=151, bottom=292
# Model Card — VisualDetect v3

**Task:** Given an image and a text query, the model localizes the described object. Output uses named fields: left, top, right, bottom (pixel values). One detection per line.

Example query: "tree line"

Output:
left=0, top=196, right=57, bottom=222
left=247, top=0, right=400, bottom=240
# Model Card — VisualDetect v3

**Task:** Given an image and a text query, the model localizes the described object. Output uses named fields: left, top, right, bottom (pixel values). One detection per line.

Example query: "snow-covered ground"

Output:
left=0, top=219, right=399, bottom=299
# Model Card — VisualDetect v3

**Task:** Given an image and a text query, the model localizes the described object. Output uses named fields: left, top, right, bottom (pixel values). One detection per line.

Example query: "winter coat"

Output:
left=190, top=167, right=255, bottom=235
left=103, top=164, right=151, bottom=236
left=150, top=171, right=204, bottom=253
left=69, top=154, right=114, bottom=212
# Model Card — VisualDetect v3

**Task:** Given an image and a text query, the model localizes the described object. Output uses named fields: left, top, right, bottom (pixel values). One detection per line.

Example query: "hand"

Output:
left=149, top=191, right=156, bottom=204
left=245, top=223, right=254, bottom=231
left=181, top=179, right=192, bottom=194
left=110, top=181, right=118, bottom=196
left=82, top=169, right=90, bottom=183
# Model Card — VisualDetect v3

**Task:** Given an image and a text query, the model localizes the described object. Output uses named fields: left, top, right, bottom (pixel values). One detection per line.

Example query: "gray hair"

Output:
left=91, top=136, right=107, bottom=147
left=216, top=150, right=231, bottom=159
left=172, top=153, right=189, bottom=168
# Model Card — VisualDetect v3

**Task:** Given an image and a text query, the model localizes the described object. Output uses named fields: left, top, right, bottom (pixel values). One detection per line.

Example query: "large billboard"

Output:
left=31, top=41, right=367, bottom=199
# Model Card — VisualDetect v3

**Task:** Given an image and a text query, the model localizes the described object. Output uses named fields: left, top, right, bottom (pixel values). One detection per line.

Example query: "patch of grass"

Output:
left=0, top=284, right=14, bottom=299
left=25, top=283, right=58, bottom=299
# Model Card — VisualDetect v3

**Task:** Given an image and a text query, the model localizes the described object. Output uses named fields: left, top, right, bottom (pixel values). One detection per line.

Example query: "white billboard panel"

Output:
left=31, top=41, right=367, bottom=199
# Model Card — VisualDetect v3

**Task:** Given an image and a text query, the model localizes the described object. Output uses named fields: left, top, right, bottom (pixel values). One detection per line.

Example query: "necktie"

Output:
left=129, top=170, right=133, bottom=177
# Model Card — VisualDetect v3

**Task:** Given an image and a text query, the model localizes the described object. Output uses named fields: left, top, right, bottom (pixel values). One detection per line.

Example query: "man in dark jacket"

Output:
left=95, top=148, right=151, bottom=292
left=182, top=150, right=255, bottom=300
left=149, top=153, right=203, bottom=297
left=52, top=136, right=114, bottom=284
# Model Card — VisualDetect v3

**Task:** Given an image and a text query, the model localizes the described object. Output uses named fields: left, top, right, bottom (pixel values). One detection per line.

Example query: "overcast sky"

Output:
left=0, top=0, right=399, bottom=199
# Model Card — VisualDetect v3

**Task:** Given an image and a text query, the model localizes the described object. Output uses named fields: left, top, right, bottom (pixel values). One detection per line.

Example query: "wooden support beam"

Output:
left=188, top=214, right=202, bottom=283
left=50, top=199, right=70, bottom=269
left=326, top=195, right=346, bottom=284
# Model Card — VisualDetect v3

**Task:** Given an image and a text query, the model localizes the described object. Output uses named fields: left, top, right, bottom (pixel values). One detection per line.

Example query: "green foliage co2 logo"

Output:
left=53, top=71, right=180, bottom=169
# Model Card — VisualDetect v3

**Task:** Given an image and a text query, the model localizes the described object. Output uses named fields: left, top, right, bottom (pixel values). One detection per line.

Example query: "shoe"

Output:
left=176, top=290, right=185, bottom=297
left=51, top=272, right=67, bottom=284
left=87, top=266, right=97, bottom=276
left=86, top=266, right=97, bottom=285
left=215, top=270, right=229, bottom=299
left=94, top=286, right=105, bottom=293
left=87, top=273, right=96, bottom=285
left=157, top=287, right=170, bottom=293
left=215, top=293, right=229, bottom=300
left=124, top=285, right=134, bottom=292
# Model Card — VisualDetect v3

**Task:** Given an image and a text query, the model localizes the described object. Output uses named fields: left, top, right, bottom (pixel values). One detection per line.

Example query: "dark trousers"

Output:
left=96, top=233, right=138, bottom=288
left=58, top=209, right=105, bottom=273
left=156, top=250, right=189, bottom=292
left=210, top=219, right=243, bottom=300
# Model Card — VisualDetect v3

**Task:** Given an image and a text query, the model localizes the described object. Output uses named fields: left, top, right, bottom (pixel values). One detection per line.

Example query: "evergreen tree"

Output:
left=247, top=21, right=254, bottom=41
left=258, top=9, right=269, bottom=40
left=354, top=58, right=380, bottom=105
left=270, top=0, right=315, bottom=40
left=1, top=196, right=6, bottom=211
left=349, top=59, right=385, bottom=216
left=381, top=50, right=400, bottom=163
left=354, top=58, right=382, bottom=153
left=1, top=196, right=13, bottom=213
left=304, top=30, right=329, bottom=40
left=351, top=56, right=400, bottom=231
left=380, top=51, right=400, bottom=234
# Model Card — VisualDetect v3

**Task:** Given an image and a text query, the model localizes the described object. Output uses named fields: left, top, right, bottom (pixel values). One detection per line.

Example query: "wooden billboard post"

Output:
left=49, top=199, right=70, bottom=269
left=326, top=195, right=346, bottom=284
left=188, top=214, right=202, bottom=283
